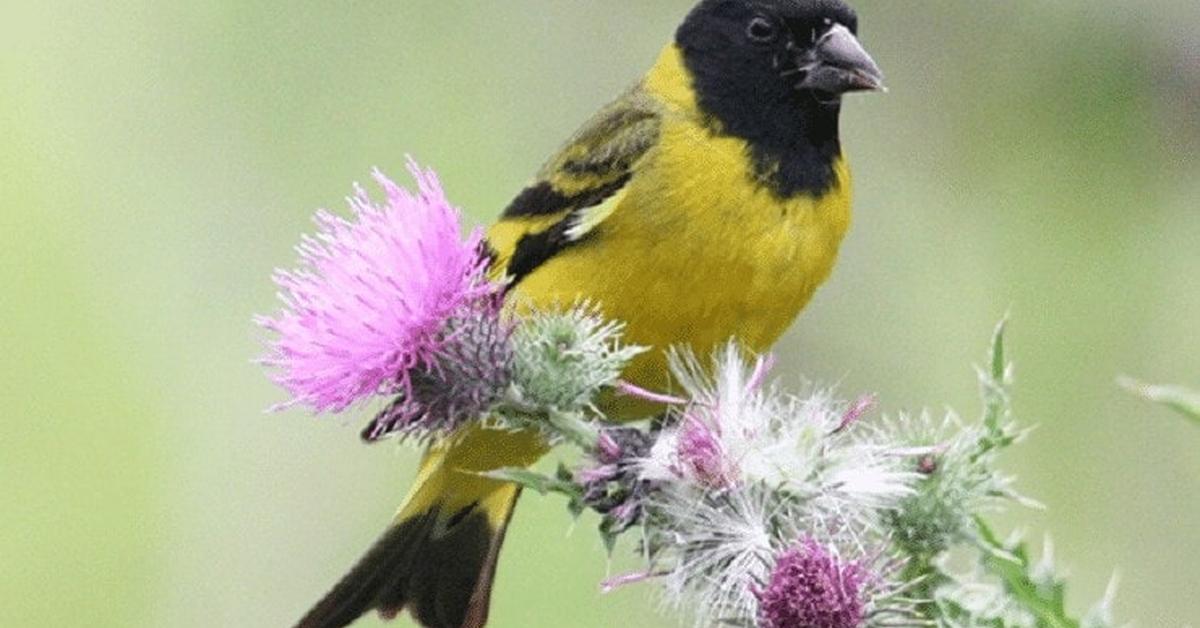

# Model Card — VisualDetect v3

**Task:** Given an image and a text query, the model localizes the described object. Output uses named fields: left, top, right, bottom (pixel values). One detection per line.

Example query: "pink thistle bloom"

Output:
left=674, top=415, right=736, bottom=489
left=575, top=464, right=620, bottom=485
left=836, top=394, right=878, bottom=433
left=744, top=353, right=777, bottom=395
left=755, top=538, right=868, bottom=628
left=257, top=159, right=500, bottom=421
left=596, top=430, right=624, bottom=463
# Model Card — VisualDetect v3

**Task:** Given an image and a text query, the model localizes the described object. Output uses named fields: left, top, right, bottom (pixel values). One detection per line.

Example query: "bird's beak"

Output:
left=796, top=24, right=886, bottom=94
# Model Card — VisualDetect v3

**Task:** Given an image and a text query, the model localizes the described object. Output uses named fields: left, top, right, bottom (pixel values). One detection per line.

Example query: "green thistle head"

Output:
left=509, top=304, right=644, bottom=412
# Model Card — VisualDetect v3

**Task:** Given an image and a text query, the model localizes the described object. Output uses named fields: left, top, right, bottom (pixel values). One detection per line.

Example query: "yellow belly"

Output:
left=509, top=116, right=853, bottom=416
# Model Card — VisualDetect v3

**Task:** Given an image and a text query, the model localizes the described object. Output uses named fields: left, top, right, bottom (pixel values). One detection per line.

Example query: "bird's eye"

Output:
left=811, top=18, right=834, bottom=43
left=746, top=17, right=777, bottom=43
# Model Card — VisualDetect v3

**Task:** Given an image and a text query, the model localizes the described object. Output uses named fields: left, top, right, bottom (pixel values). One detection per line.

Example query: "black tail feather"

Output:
left=293, top=496, right=517, bottom=628
left=295, top=511, right=437, bottom=628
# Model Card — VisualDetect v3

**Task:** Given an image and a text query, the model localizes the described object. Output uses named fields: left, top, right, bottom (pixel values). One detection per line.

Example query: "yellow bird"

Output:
left=298, top=0, right=883, bottom=626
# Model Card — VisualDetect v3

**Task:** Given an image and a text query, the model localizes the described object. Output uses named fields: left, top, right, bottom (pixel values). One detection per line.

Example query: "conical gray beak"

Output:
left=796, top=24, right=886, bottom=94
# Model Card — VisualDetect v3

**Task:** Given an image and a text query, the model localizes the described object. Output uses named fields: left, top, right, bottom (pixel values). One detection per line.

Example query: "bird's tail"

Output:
left=295, top=426, right=547, bottom=628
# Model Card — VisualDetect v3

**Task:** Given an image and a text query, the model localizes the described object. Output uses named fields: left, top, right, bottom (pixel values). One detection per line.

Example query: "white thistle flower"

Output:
left=648, top=484, right=784, bottom=626
left=626, top=344, right=924, bottom=627
left=639, top=343, right=919, bottom=532
left=645, top=481, right=922, bottom=628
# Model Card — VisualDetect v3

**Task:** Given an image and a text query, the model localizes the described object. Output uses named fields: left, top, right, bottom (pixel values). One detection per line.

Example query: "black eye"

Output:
left=746, top=17, right=777, bottom=43
left=811, top=18, right=834, bottom=43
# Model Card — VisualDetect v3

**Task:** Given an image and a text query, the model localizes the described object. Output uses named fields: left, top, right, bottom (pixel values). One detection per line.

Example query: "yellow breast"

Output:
left=507, top=46, right=853, bottom=414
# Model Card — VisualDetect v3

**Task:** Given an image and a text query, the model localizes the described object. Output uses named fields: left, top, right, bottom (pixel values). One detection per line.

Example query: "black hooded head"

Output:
left=676, top=0, right=882, bottom=197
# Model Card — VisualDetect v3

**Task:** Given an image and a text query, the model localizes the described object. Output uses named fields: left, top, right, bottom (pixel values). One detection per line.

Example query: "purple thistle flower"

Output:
left=573, top=427, right=658, bottom=536
left=597, top=430, right=624, bottom=463
left=257, top=159, right=500, bottom=420
left=674, top=415, right=736, bottom=489
left=836, top=395, right=878, bottom=433
left=755, top=538, right=868, bottom=628
left=575, top=464, right=620, bottom=485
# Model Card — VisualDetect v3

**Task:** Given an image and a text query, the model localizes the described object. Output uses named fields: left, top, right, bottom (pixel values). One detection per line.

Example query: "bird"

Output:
left=296, top=0, right=884, bottom=626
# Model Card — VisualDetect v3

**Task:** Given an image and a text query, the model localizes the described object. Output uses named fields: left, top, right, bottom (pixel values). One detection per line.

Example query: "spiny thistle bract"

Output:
left=507, top=304, right=645, bottom=414
left=880, top=411, right=1017, bottom=558
left=364, top=300, right=513, bottom=441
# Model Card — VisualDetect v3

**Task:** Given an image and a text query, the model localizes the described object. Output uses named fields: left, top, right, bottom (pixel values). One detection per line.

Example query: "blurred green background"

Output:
left=3, top=1, right=1197, bottom=626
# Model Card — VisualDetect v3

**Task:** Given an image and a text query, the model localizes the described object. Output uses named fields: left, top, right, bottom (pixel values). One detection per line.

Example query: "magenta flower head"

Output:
left=674, top=415, right=735, bottom=489
left=257, top=159, right=507, bottom=439
left=756, top=538, right=868, bottom=628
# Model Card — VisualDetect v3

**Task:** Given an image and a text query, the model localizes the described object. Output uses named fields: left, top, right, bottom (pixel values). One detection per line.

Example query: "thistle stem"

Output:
left=547, top=408, right=601, bottom=449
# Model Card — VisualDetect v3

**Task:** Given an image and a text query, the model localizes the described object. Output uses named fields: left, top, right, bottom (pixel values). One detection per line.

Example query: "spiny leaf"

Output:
left=991, top=317, right=1008, bottom=384
left=936, top=597, right=1007, bottom=628
left=971, top=318, right=1020, bottom=464
left=1118, top=376, right=1200, bottom=425
left=546, top=408, right=603, bottom=449
left=483, top=467, right=582, bottom=498
left=973, top=518, right=1080, bottom=628
left=981, top=317, right=1012, bottom=437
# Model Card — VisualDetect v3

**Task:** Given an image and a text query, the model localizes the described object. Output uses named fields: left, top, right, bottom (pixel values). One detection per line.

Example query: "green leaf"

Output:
left=546, top=408, right=602, bottom=449
left=972, top=318, right=1020, bottom=464
left=991, top=317, right=1008, bottom=384
left=599, top=519, right=621, bottom=555
left=567, top=498, right=586, bottom=520
left=1118, top=376, right=1200, bottom=425
left=936, top=597, right=1007, bottom=627
left=982, top=317, right=1011, bottom=437
left=973, top=518, right=1080, bottom=628
left=483, top=467, right=582, bottom=498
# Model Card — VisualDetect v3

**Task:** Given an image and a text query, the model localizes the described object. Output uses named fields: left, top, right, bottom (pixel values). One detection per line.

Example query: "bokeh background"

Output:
left=3, top=1, right=1198, bottom=626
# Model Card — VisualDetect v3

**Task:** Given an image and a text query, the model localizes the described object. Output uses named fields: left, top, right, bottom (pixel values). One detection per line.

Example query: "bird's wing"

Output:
left=486, top=86, right=662, bottom=285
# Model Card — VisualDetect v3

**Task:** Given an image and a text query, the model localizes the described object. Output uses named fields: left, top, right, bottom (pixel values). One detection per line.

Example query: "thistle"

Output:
left=621, top=346, right=921, bottom=627
left=881, top=411, right=1019, bottom=558
left=508, top=304, right=645, bottom=414
left=647, top=483, right=782, bottom=626
left=258, top=165, right=1127, bottom=627
left=256, top=159, right=505, bottom=440
left=755, top=538, right=868, bottom=628
left=573, top=426, right=658, bottom=539
left=639, top=345, right=918, bottom=533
